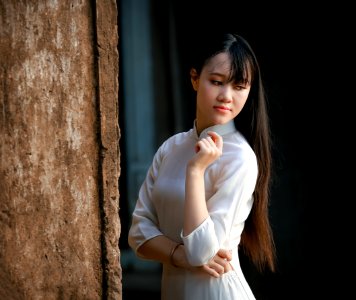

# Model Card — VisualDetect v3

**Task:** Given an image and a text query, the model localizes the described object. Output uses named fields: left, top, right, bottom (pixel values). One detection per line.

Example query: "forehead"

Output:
left=203, top=52, right=231, bottom=75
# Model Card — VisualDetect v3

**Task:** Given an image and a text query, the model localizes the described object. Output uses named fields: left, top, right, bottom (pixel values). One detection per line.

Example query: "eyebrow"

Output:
left=208, top=72, right=227, bottom=77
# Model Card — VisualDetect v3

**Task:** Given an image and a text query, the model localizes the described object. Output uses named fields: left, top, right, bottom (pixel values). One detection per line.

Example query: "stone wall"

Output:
left=0, top=1, right=121, bottom=299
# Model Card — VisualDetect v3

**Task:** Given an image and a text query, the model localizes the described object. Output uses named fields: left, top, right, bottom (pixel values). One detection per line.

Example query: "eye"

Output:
left=211, top=80, right=222, bottom=86
left=233, top=84, right=248, bottom=90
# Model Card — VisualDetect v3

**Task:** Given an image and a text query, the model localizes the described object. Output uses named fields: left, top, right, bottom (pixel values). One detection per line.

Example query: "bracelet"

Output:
left=169, top=242, right=182, bottom=267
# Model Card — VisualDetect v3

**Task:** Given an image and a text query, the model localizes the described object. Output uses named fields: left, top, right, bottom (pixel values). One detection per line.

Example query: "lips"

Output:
left=213, top=105, right=231, bottom=111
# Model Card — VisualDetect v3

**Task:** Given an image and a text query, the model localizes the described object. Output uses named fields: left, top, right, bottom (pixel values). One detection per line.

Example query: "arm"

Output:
left=172, top=245, right=233, bottom=277
left=129, top=132, right=234, bottom=276
left=136, top=235, right=182, bottom=266
left=183, top=131, right=222, bottom=236
left=137, top=235, right=233, bottom=277
left=181, top=130, right=257, bottom=273
left=182, top=131, right=233, bottom=275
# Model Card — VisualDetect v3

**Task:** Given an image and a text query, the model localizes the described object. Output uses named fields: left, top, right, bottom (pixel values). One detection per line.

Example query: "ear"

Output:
left=190, top=68, right=199, bottom=91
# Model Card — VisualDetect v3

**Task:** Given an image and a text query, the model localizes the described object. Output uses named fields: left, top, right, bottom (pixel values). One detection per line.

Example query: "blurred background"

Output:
left=117, top=0, right=352, bottom=299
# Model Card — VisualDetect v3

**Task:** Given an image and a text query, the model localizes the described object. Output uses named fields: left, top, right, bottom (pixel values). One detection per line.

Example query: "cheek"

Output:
left=233, top=95, right=249, bottom=113
left=197, top=85, right=213, bottom=101
left=232, top=106, right=243, bottom=118
left=237, top=91, right=250, bottom=104
left=200, top=84, right=218, bottom=100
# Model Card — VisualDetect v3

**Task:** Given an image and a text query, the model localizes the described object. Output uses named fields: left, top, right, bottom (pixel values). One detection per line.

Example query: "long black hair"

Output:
left=190, top=33, right=276, bottom=272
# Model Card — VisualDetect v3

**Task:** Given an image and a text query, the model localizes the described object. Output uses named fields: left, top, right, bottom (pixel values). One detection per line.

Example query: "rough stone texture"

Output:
left=95, top=0, right=122, bottom=299
left=0, top=0, right=121, bottom=299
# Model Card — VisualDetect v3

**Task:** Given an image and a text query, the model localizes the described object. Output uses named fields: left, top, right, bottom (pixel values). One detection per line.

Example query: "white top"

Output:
left=128, top=120, right=258, bottom=300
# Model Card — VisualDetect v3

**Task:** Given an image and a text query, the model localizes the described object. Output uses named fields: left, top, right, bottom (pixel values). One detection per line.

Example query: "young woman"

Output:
left=128, top=32, right=276, bottom=300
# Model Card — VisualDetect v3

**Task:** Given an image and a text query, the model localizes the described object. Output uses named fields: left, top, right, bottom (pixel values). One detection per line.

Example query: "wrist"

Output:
left=186, top=163, right=205, bottom=176
left=169, top=242, right=183, bottom=267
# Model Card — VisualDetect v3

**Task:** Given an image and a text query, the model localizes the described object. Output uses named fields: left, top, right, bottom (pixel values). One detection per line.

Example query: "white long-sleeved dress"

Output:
left=128, top=120, right=258, bottom=300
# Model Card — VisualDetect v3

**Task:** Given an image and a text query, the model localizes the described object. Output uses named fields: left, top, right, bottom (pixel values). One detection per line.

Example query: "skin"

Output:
left=191, top=52, right=251, bottom=135
left=138, top=52, right=251, bottom=277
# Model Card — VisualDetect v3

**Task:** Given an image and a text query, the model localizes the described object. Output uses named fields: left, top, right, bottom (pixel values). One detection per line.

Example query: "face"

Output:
left=191, top=52, right=251, bottom=134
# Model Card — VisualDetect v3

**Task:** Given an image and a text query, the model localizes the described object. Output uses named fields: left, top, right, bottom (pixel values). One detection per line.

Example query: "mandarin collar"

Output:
left=193, top=120, right=236, bottom=140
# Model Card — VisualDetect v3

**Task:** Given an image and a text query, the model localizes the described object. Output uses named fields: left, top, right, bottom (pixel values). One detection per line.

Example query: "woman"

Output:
left=128, top=32, right=276, bottom=299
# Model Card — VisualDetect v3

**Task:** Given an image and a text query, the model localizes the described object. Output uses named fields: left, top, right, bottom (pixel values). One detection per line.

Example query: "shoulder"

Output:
left=223, top=131, right=256, bottom=161
left=218, top=131, right=257, bottom=175
left=157, top=128, right=194, bottom=154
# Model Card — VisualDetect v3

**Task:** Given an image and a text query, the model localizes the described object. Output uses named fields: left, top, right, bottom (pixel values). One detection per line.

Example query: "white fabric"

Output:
left=128, top=120, right=258, bottom=300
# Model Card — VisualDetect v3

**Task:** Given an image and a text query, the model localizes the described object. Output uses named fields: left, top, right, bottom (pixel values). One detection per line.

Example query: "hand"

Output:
left=199, top=249, right=233, bottom=278
left=190, top=131, right=223, bottom=170
left=174, top=245, right=233, bottom=277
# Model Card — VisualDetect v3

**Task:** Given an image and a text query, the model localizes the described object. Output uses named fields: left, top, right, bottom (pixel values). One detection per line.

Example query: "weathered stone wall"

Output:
left=0, top=0, right=121, bottom=299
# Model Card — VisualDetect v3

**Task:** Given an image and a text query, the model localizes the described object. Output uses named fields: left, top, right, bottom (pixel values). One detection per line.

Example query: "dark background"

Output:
left=118, top=1, right=353, bottom=299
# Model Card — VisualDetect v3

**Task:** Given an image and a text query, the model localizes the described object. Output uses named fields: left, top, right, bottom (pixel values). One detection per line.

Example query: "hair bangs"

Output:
left=228, top=44, right=255, bottom=86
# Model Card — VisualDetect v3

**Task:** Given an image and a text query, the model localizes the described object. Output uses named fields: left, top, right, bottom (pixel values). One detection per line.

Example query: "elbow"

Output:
left=182, top=217, right=220, bottom=266
left=185, top=245, right=218, bottom=266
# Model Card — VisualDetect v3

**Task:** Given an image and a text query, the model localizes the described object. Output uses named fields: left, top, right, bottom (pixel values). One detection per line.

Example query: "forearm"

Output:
left=137, top=235, right=180, bottom=266
left=137, top=234, right=232, bottom=278
left=183, top=164, right=209, bottom=236
left=173, top=245, right=233, bottom=277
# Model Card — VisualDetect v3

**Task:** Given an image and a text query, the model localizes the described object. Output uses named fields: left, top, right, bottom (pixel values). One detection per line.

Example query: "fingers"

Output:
left=207, top=131, right=222, bottom=150
left=201, top=261, right=232, bottom=277
left=199, top=250, right=233, bottom=277
left=217, top=249, right=232, bottom=261
left=195, top=139, right=211, bottom=153
left=201, top=264, right=224, bottom=278
left=195, top=132, right=222, bottom=154
left=191, top=131, right=223, bottom=169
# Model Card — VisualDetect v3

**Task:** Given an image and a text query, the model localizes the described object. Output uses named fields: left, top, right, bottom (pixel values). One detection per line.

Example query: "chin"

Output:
left=213, top=119, right=230, bottom=125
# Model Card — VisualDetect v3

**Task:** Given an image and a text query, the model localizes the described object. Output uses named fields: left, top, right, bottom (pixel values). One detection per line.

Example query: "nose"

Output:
left=217, top=86, right=233, bottom=102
